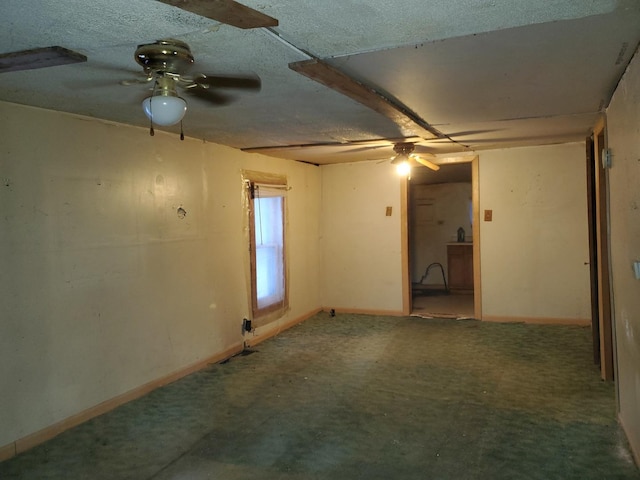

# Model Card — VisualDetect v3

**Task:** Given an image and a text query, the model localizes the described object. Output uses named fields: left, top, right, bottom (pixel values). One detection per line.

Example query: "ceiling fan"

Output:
left=382, top=142, right=440, bottom=175
left=124, top=38, right=261, bottom=135
left=243, top=137, right=440, bottom=174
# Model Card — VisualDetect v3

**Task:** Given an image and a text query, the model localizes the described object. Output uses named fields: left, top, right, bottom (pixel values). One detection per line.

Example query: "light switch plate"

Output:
left=633, top=261, right=640, bottom=280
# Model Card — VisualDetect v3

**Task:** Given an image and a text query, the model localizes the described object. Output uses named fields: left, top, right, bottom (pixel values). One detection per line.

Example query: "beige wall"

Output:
left=320, top=161, right=404, bottom=313
left=0, top=102, right=322, bottom=449
left=606, top=46, right=640, bottom=462
left=478, top=143, right=591, bottom=322
left=318, top=144, right=592, bottom=320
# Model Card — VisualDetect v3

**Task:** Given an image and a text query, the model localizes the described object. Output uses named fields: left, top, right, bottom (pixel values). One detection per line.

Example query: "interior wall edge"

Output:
left=2, top=341, right=245, bottom=462
left=472, top=155, right=482, bottom=320
left=481, top=315, right=591, bottom=327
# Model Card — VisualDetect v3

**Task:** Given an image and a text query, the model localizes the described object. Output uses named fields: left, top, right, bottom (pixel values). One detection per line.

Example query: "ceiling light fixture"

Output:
left=395, top=155, right=412, bottom=176
left=391, top=144, right=415, bottom=176
left=142, top=93, right=186, bottom=126
left=389, top=142, right=440, bottom=175
left=142, top=76, right=186, bottom=127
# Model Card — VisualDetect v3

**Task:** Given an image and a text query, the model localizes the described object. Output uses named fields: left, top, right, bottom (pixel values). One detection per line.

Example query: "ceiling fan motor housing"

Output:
left=131, top=38, right=262, bottom=116
left=393, top=142, right=415, bottom=156
left=135, top=39, right=194, bottom=75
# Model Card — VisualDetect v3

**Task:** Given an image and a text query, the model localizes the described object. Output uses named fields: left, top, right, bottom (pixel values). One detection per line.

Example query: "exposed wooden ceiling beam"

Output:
left=155, top=0, right=278, bottom=29
left=0, top=46, right=86, bottom=73
left=242, top=136, right=423, bottom=155
left=289, top=58, right=442, bottom=141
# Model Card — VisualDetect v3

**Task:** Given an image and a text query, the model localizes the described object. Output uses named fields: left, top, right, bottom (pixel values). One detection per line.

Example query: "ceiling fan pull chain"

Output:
left=148, top=97, right=155, bottom=136
left=180, top=121, right=184, bottom=141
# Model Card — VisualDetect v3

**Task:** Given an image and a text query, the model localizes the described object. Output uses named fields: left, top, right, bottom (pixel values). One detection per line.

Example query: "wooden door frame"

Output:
left=401, top=176, right=411, bottom=315
left=585, top=136, right=601, bottom=366
left=471, top=156, right=482, bottom=319
left=401, top=156, right=481, bottom=319
left=591, top=118, right=615, bottom=381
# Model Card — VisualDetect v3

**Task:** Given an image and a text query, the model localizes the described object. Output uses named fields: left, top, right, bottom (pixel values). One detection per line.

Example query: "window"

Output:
left=247, top=179, right=288, bottom=319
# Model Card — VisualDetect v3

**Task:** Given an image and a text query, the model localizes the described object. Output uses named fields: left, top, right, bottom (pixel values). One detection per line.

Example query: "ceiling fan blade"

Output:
left=353, top=136, right=423, bottom=146
left=243, top=141, right=348, bottom=154
left=242, top=137, right=422, bottom=155
left=155, top=0, right=278, bottom=29
left=442, top=129, right=503, bottom=137
left=193, top=73, right=261, bottom=90
left=337, top=144, right=389, bottom=155
left=375, top=156, right=394, bottom=164
left=418, top=137, right=457, bottom=144
left=120, top=76, right=153, bottom=86
left=0, top=46, right=86, bottom=73
left=413, top=155, right=440, bottom=171
left=185, top=85, right=233, bottom=105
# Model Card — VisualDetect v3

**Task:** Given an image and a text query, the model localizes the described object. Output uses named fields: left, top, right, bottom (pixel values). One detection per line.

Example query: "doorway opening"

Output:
left=407, top=158, right=478, bottom=319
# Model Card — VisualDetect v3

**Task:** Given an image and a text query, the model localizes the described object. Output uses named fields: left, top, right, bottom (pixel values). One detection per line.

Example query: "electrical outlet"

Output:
left=243, top=318, right=252, bottom=332
left=385, top=206, right=392, bottom=216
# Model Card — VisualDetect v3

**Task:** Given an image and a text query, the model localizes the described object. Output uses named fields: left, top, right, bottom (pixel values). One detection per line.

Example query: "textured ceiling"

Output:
left=1, top=0, right=639, bottom=166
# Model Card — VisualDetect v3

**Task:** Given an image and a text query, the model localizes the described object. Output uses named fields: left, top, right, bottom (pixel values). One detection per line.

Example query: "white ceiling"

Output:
left=1, top=0, right=639, bottom=165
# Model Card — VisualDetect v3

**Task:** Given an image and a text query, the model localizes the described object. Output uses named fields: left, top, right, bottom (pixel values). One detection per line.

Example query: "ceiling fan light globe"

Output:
left=142, top=95, right=187, bottom=126
left=396, top=161, right=411, bottom=176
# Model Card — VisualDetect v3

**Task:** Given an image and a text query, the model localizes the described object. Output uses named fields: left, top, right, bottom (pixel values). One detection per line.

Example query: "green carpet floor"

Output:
left=1, top=313, right=638, bottom=479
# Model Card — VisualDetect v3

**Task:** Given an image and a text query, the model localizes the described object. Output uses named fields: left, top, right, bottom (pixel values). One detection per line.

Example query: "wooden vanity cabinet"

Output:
left=447, top=243, right=474, bottom=292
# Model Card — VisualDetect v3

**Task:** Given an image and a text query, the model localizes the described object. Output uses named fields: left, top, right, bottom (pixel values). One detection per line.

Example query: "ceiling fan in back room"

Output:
left=243, top=137, right=442, bottom=176
left=243, top=39, right=473, bottom=167
left=382, top=142, right=440, bottom=175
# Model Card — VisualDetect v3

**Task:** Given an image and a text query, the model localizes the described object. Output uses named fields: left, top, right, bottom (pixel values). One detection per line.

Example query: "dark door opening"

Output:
left=407, top=161, right=475, bottom=319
